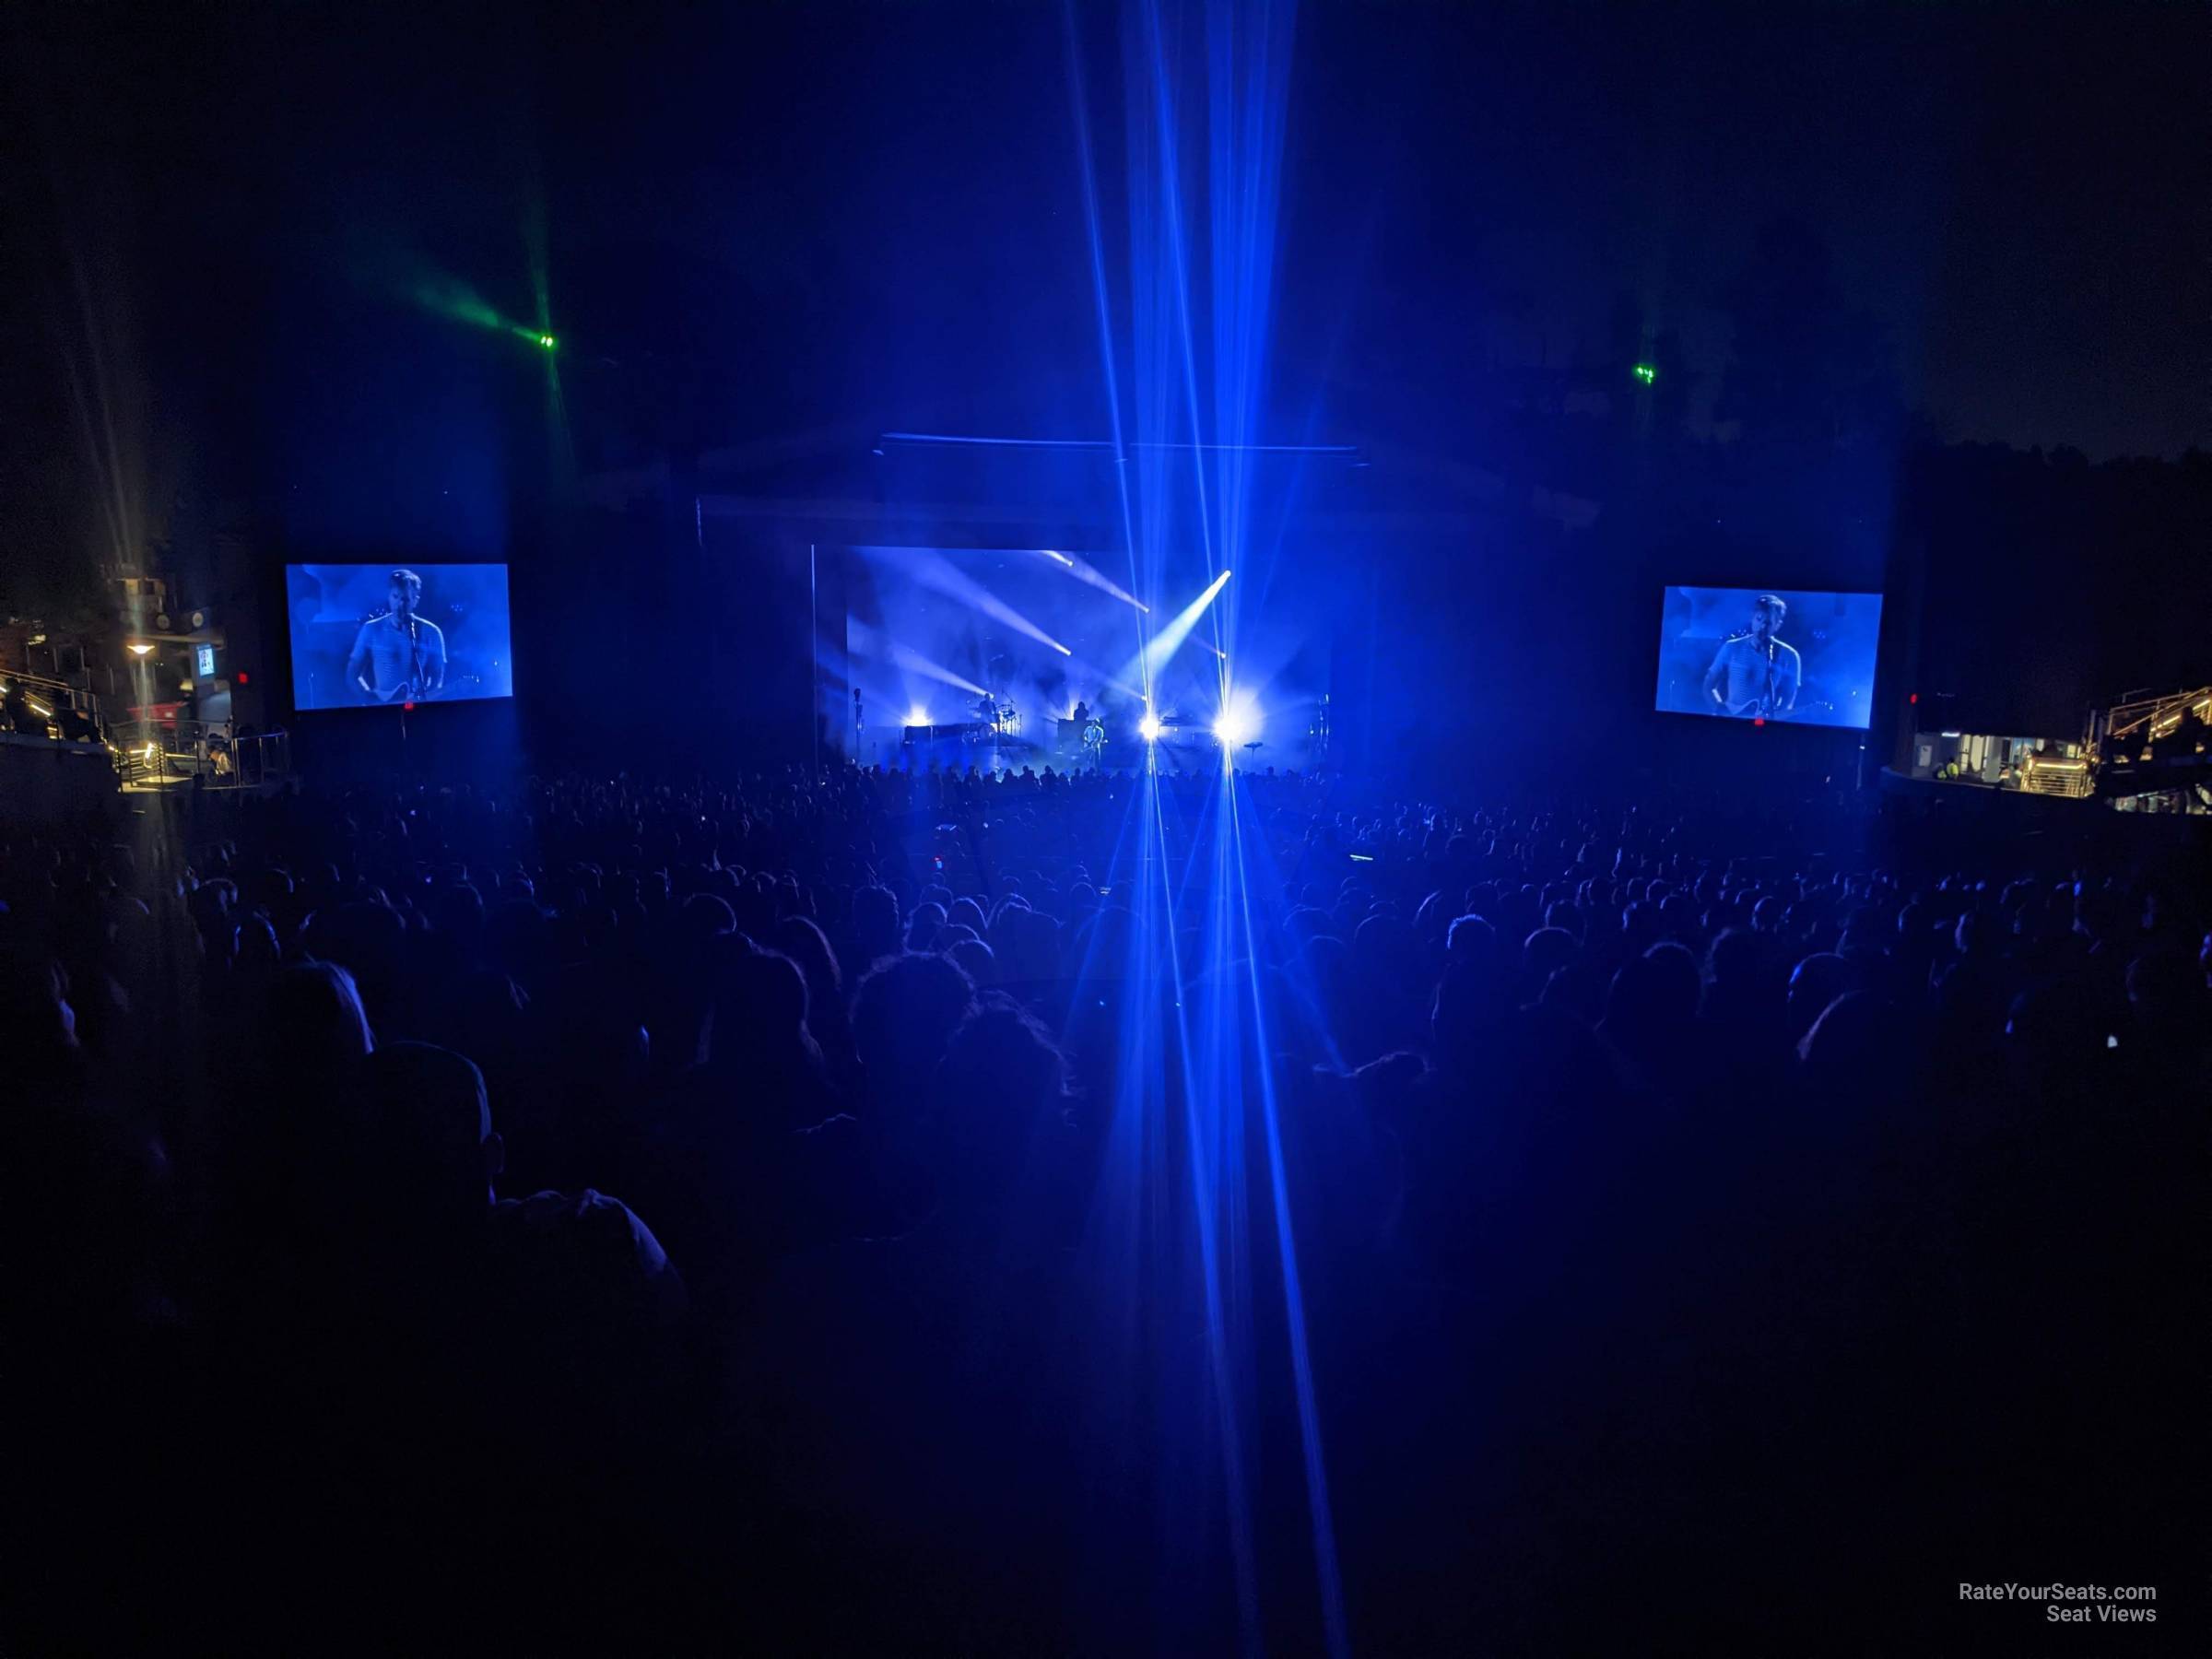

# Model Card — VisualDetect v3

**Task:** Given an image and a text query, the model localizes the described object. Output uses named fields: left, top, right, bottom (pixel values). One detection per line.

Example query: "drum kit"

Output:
left=979, top=699, right=1111, bottom=766
left=904, top=694, right=1119, bottom=769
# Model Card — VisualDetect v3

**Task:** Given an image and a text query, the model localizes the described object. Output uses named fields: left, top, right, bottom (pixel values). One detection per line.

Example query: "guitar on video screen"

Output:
left=1716, top=627, right=1794, bottom=718
left=1722, top=681, right=1789, bottom=718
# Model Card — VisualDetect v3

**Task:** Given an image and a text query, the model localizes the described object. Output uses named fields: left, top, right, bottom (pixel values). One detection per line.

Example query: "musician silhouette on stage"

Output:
left=1703, top=593, right=1799, bottom=718
left=348, top=569, right=446, bottom=703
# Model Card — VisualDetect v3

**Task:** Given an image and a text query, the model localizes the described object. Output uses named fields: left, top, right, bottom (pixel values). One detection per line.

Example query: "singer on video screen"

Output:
left=347, top=568, right=448, bottom=703
left=1702, top=592, right=1800, bottom=718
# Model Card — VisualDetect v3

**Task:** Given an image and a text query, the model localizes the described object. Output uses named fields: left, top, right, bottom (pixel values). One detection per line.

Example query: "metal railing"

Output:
left=2019, top=755, right=2094, bottom=798
left=2101, top=686, right=2211, bottom=750
left=108, top=717, right=290, bottom=789
left=0, top=667, right=103, bottom=738
left=224, top=728, right=290, bottom=787
left=6, top=671, right=292, bottom=791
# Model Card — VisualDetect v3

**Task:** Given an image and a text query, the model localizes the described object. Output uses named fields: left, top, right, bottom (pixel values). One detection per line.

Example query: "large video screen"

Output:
left=1654, top=586, right=1882, bottom=730
left=287, top=563, right=514, bottom=711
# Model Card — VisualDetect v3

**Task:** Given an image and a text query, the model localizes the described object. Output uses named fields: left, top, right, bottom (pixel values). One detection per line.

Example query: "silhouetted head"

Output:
left=1354, top=913, right=1417, bottom=982
left=680, top=892, right=738, bottom=945
left=264, top=959, right=374, bottom=1080
left=2125, top=950, right=2197, bottom=1035
left=946, top=936, right=995, bottom=985
left=232, top=914, right=282, bottom=972
left=775, top=913, right=842, bottom=1004
left=703, top=945, right=816, bottom=1070
left=1523, top=926, right=1578, bottom=992
left=1445, top=912, right=1497, bottom=968
left=1835, top=927, right=1882, bottom=965
left=359, top=1041, right=501, bottom=1224
left=906, top=901, right=949, bottom=954
left=2004, top=980, right=2105, bottom=1077
left=300, top=901, right=406, bottom=1003
left=433, top=883, right=487, bottom=959
left=0, top=945, right=80, bottom=1088
left=1605, top=943, right=1700, bottom=1040
left=852, top=884, right=900, bottom=967
left=1787, top=952, right=1856, bottom=1045
left=2073, top=884, right=2129, bottom=947
left=853, top=951, right=977, bottom=1103
left=1704, top=925, right=1763, bottom=990
left=1795, top=990, right=1910, bottom=1100
left=932, top=1001, right=1070, bottom=1192
left=988, top=904, right=1061, bottom=982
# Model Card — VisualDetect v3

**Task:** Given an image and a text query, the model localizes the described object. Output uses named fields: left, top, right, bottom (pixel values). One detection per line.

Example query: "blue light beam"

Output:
left=1117, top=568, right=1231, bottom=696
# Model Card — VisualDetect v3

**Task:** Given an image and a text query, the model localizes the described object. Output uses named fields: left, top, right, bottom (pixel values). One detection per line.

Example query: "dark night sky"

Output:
left=4, top=0, right=2206, bottom=580
left=1289, top=0, right=2210, bottom=459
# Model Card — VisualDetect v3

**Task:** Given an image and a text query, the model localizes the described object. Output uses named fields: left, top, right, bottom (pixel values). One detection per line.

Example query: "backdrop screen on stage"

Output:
left=832, top=544, right=1325, bottom=770
left=1654, top=586, right=1882, bottom=730
left=286, top=563, right=514, bottom=711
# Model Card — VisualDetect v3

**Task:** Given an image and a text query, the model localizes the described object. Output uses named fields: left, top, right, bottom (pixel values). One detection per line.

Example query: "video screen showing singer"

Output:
left=1702, top=592, right=1800, bottom=718
left=286, top=562, right=512, bottom=711
left=347, top=569, right=448, bottom=703
left=1653, top=585, right=1881, bottom=730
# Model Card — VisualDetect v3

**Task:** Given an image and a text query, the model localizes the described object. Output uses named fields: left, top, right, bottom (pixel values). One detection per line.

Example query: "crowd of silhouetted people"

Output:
left=5, top=764, right=2204, bottom=1653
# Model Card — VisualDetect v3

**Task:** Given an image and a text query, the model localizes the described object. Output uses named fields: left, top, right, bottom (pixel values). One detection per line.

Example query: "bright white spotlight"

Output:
left=906, top=705, right=929, bottom=727
left=1117, top=568, right=1232, bottom=690
left=1137, top=712, right=1163, bottom=742
left=1212, top=708, right=1256, bottom=746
